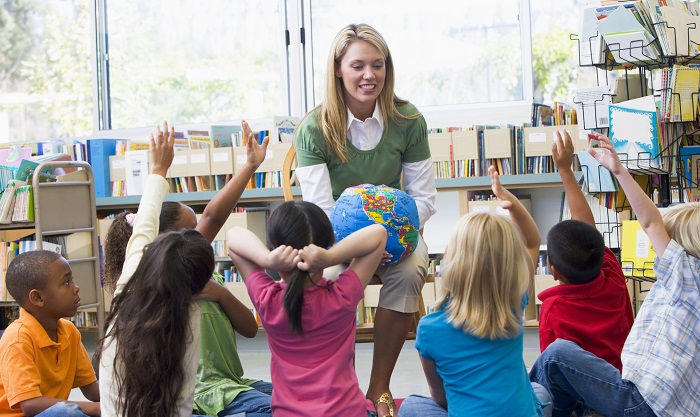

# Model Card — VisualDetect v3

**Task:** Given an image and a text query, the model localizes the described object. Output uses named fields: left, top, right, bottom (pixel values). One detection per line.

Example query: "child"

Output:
left=226, top=201, right=387, bottom=417
left=97, top=122, right=215, bottom=417
left=102, top=120, right=272, bottom=416
left=398, top=166, right=551, bottom=417
left=0, top=250, right=100, bottom=417
left=539, top=131, right=633, bottom=372
left=530, top=133, right=700, bottom=417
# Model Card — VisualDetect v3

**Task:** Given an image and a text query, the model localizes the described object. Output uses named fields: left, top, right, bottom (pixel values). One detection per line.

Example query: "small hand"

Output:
left=296, top=244, right=328, bottom=271
left=242, top=120, right=270, bottom=168
left=552, top=130, right=575, bottom=171
left=150, top=120, right=175, bottom=177
left=196, top=279, right=225, bottom=302
left=587, top=134, right=625, bottom=175
left=379, top=250, right=392, bottom=266
left=268, top=245, right=299, bottom=272
left=489, top=165, right=514, bottom=210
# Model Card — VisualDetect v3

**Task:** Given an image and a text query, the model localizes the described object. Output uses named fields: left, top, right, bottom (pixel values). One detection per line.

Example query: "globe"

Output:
left=330, top=184, right=420, bottom=265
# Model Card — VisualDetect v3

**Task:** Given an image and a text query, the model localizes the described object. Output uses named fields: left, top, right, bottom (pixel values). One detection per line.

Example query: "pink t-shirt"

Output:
left=247, top=268, right=372, bottom=417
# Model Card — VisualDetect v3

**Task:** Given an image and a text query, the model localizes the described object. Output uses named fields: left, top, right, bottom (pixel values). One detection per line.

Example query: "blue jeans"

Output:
left=397, top=383, right=552, bottom=417
left=217, top=381, right=273, bottom=417
left=530, top=339, right=657, bottom=417
left=36, top=402, right=90, bottom=417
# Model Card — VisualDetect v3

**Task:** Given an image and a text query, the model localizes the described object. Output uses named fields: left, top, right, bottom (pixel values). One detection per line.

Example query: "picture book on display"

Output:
left=576, top=150, right=618, bottom=193
left=608, top=95, right=660, bottom=170
left=210, top=125, right=241, bottom=148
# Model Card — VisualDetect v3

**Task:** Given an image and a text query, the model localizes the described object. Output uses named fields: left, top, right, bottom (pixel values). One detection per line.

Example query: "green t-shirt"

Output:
left=295, top=102, right=430, bottom=199
left=193, top=273, right=258, bottom=416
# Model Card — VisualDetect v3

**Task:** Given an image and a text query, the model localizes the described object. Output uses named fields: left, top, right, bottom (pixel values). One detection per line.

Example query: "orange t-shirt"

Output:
left=0, top=308, right=96, bottom=416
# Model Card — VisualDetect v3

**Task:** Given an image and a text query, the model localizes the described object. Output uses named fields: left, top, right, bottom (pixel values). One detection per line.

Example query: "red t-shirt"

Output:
left=538, top=247, right=634, bottom=372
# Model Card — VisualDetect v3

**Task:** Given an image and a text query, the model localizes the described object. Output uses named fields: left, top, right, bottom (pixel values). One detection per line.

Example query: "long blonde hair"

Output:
left=662, top=202, right=700, bottom=259
left=317, top=23, right=416, bottom=163
left=436, top=212, right=531, bottom=340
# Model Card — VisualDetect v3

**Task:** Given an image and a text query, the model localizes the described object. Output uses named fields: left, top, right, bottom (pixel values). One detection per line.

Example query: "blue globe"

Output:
left=330, top=184, right=420, bottom=265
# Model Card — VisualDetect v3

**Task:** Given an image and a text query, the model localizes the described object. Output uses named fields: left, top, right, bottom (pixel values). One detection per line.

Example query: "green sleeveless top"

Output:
left=193, top=273, right=258, bottom=416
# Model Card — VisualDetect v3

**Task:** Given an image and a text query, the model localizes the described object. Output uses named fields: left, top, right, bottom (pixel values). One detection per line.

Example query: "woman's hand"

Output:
left=149, top=120, right=175, bottom=177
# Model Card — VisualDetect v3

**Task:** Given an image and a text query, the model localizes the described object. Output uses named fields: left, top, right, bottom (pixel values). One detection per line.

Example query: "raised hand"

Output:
left=267, top=244, right=299, bottom=273
left=242, top=120, right=270, bottom=169
left=149, top=120, right=175, bottom=177
left=552, top=130, right=575, bottom=172
left=489, top=165, right=514, bottom=211
left=587, top=134, right=625, bottom=175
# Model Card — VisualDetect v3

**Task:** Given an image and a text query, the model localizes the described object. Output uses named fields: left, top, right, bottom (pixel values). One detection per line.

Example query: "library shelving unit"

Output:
left=0, top=161, right=104, bottom=335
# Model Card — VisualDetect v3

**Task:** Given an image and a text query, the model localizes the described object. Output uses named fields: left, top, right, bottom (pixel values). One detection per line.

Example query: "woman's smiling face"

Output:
left=335, top=40, right=386, bottom=120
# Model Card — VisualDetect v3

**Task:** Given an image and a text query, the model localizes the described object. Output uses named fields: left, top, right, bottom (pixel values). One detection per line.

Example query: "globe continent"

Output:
left=330, top=184, right=420, bottom=264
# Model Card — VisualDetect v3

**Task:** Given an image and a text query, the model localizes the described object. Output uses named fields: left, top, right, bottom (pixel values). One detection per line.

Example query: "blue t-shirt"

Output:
left=415, top=295, right=539, bottom=417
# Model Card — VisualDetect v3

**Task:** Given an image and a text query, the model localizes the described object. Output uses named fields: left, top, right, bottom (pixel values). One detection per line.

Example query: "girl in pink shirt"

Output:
left=227, top=201, right=386, bottom=417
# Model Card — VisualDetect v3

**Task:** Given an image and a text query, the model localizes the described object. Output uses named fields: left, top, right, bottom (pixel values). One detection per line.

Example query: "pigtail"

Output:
left=284, top=268, right=309, bottom=335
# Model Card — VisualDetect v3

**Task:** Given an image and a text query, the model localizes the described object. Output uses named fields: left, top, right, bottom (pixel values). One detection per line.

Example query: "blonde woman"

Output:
left=294, top=23, right=436, bottom=417
left=398, top=166, right=551, bottom=417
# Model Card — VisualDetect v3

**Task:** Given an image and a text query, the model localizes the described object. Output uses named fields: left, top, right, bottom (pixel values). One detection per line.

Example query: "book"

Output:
left=620, top=220, right=656, bottom=279
left=0, top=180, right=26, bottom=224
left=124, top=150, right=149, bottom=196
left=10, top=185, right=33, bottom=223
left=210, top=125, right=241, bottom=148
left=87, top=139, right=121, bottom=198
left=608, top=95, right=660, bottom=170
left=272, top=116, right=299, bottom=143
left=0, top=146, right=33, bottom=169
left=668, top=65, right=700, bottom=122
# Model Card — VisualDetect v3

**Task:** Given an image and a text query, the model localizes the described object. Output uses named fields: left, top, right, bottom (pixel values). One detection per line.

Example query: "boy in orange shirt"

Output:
left=0, top=250, right=100, bottom=416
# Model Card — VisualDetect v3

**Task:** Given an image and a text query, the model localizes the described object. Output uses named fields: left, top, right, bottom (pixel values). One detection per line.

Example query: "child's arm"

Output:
left=420, top=357, right=447, bottom=409
left=197, top=120, right=269, bottom=243
left=296, top=224, right=386, bottom=288
left=588, top=134, right=670, bottom=257
left=79, top=380, right=100, bottom=402
left=19, top=397, right=100, bottom=417
left=489, top=166, right=541, bottom=266
left=197, top=279, right=258, bottom=337
left=115, top=122, right=174, bottom=295
left=227, top=226, right=298, bottom=280
left=553, top=130, right=595, bottom=226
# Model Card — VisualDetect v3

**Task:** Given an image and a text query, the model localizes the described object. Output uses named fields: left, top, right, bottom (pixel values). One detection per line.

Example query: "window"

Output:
left=2, top=1, right=541, bottom=138
left=0, top=0, right=94, bottom=142
left=305, top=0, right=529, bottom=110
left=102, top=0, right=287, bottom=130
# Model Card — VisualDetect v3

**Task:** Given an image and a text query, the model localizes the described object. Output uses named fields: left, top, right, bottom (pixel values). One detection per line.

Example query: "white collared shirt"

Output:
left=295, top=106, right=436, bottom=227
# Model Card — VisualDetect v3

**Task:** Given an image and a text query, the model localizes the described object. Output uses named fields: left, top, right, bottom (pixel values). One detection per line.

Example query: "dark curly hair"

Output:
left=98, top=229, right=214, bottom=417
left=103, top=202, right=184, bottom=294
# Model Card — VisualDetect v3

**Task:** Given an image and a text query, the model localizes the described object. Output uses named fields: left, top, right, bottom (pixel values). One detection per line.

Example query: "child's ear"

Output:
left=28, top=289, right=45, bottom=307
left=549, top=265, right=565, bottom=283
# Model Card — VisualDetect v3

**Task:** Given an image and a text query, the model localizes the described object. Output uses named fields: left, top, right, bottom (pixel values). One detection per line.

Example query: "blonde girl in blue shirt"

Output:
left=399, top=166, right=550, bottom=417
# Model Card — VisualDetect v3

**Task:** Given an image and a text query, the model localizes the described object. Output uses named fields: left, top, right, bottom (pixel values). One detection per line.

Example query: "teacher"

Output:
left=294, top=23, right=437, bottom=417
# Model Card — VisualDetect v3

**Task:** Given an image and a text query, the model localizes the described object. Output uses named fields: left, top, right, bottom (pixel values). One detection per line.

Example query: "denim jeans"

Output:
left=36, top=402, right=90, bottom=417
left=397, top=383, right=552, bottom=417
left=529, top=339, right=657, bottom=417
left=217, top=381, right=273, bottom=417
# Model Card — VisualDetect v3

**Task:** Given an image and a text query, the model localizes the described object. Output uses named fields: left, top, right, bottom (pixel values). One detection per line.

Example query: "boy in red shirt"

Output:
left=538, top=131, right=634, bottom=372
left=0, top=250, right=100, bottom=416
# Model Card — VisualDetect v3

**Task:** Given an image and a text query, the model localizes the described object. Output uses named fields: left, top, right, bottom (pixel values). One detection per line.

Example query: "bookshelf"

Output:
left=0, top=161, right=104, bottom=335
